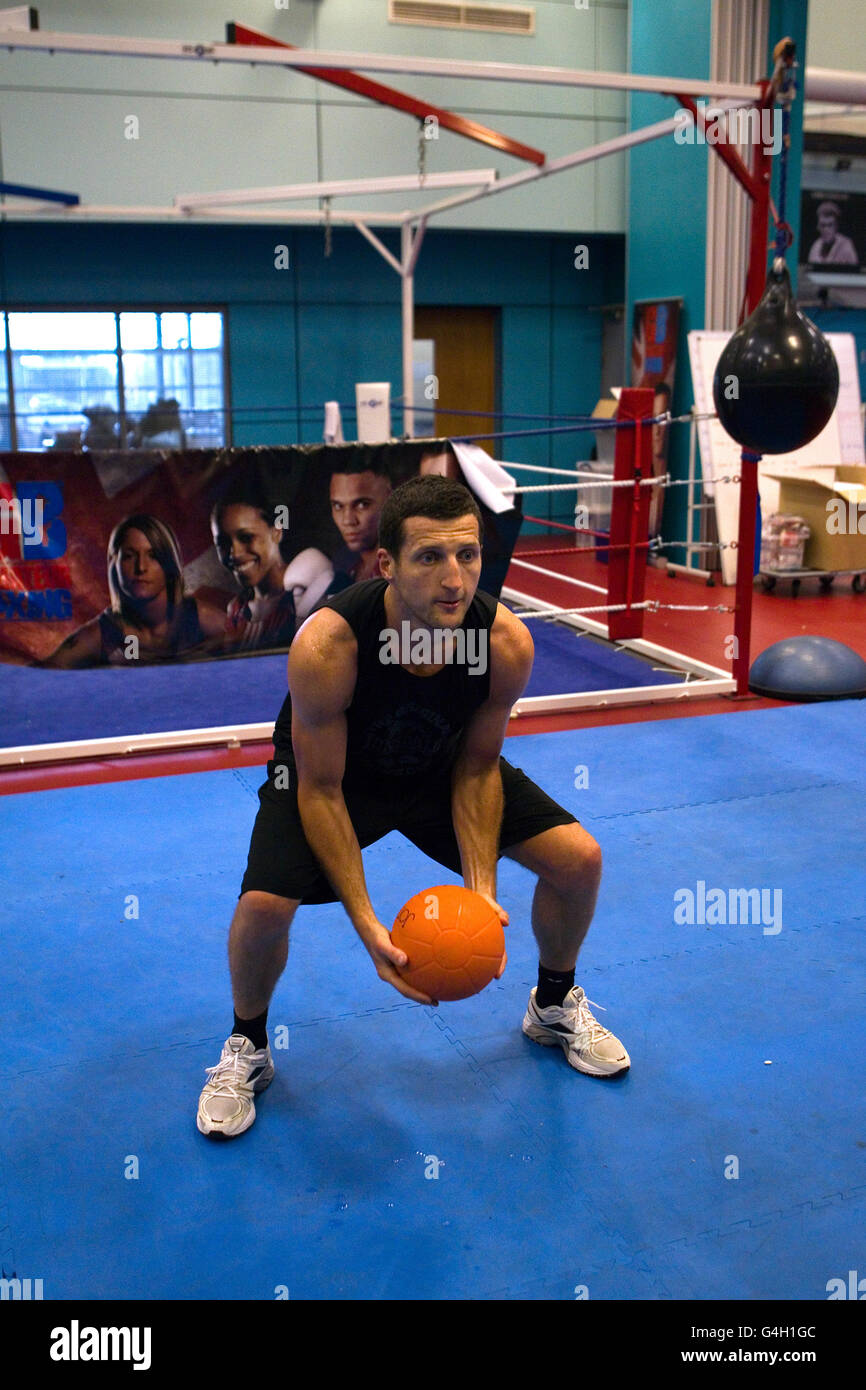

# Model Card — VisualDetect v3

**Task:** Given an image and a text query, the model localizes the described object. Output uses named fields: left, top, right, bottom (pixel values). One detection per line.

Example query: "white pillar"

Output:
left=401, top=222, right=415, bottom=438
left=705, top=0, right=769, bottom=330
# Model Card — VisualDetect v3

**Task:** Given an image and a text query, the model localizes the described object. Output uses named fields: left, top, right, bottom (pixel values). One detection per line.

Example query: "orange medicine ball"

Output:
left=391, top=885, right=505, bottom=1002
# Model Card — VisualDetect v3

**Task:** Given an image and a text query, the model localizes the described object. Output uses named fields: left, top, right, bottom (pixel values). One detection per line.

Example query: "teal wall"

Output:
left=0, top=221, right=624, bottom=531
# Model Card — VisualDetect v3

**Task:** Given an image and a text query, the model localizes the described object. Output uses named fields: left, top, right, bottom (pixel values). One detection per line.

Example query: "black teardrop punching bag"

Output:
left=712, top=258, right=839, bottom=455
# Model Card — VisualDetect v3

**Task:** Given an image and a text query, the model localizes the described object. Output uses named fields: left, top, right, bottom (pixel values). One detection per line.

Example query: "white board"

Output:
left=687, top=331, right=863, bottom=583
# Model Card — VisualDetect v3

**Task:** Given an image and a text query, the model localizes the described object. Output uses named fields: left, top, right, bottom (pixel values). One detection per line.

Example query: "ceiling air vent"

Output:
left=389, top=2, right=535, bottom=37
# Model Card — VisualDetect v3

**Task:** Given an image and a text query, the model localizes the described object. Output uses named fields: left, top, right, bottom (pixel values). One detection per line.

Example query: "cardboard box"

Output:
left=763, top=466, right=866, bottom=572
left=591, top=396, right=619, bottom=469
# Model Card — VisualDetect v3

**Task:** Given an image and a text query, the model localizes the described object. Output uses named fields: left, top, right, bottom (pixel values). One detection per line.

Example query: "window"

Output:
left=2, top=310, right=227, bottom=451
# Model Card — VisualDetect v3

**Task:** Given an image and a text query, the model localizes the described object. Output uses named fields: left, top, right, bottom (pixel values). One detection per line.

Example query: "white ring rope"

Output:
left=512, top=600, right=734, bottom=618
left=508, top=556, right=608, bottom=593
left=500, top=473, right=740, bottom=496
left=512, top=601, right=653, bottom=618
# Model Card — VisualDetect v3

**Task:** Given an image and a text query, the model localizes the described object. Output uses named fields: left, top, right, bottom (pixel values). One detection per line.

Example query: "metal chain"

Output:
left=418, top=121, right=427, bottom=184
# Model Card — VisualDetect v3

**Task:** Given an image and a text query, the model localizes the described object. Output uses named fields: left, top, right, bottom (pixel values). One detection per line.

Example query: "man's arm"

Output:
left=451, top=606, right=534, bottom=898
left=289, top=610, right=436, bottom=1004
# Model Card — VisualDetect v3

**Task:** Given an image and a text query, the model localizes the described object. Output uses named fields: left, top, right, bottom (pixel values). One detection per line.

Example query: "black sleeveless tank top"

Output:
left=273, top=578, right=497, bottom=782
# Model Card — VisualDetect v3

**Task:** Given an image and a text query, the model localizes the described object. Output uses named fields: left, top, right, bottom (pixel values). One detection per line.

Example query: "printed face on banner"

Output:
left=0, top=442, right=522, bottom=668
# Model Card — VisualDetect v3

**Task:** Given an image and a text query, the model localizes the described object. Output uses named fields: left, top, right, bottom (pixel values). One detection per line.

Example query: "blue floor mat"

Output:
left=1, top=703, right=863, bottom=1299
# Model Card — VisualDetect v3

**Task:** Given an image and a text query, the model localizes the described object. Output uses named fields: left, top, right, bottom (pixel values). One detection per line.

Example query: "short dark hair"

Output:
left=378, top=475, right=484, bottom=557
left=329, top=456, right=391, bottom=480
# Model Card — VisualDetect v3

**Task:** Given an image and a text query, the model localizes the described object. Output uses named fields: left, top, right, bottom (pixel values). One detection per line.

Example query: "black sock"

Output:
left=232, top=1007, right=269, bottom=1051
left=536, top=964, right=575, bottom=1010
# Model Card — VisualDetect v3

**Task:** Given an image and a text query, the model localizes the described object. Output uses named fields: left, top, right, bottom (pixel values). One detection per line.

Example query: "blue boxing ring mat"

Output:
left=1, top=701, right=863, bottom=1300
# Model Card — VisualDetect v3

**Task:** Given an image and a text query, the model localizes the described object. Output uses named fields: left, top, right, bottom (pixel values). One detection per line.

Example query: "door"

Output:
left=413, top=306, right=498, bottom=458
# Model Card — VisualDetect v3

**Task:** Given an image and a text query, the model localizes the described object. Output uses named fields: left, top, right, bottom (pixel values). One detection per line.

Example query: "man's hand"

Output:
left=472, top=890, right=509, bottom=980
left=358, top=921, right=439, bottom=1006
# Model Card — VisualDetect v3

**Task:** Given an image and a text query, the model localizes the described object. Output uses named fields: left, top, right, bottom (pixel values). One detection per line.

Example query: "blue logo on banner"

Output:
left=18, top=481, right=67, bottom=559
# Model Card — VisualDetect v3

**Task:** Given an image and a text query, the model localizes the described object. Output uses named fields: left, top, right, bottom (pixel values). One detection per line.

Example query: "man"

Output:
left=650, top=380, right=672, bottom=538
left=808, top=201, right=858, bottom=266
left=327, top=462, right=393, bottom=586
left=197, top=475, right=629, bottom=1139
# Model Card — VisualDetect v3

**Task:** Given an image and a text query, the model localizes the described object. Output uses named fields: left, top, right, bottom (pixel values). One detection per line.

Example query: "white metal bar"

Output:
left=352, top=219, right=403, bottom=276
left=3, top=203, right=412, bottom=225
left=687, top=413, right=699, bottom=567
left=175, top=170, right=497, bottom=209
left=662, top=559, right=715, bottom=582
left=405, top=216, right=428, bottom=278
left=189, top=206, right=408, bottom=225
left=409, top=116, right=680, bottom=222
left=1, top=30, right=856, bottom=107
left=0, top=29, right=765, bottom=99
left=805, top=68, right=866, bottom=104
left=402, top=222, right=414, bottom=438
left=0, top=722, right=276, bottom=768
left=511, top=677, right=734, bottom=716
left=0, top=202, right=410, bottom=224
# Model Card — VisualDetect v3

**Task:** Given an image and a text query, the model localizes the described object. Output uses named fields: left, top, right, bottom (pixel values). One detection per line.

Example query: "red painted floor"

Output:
left=506, top=539, right=866, bottom=735
left=1, top=541, right=862, bottom=795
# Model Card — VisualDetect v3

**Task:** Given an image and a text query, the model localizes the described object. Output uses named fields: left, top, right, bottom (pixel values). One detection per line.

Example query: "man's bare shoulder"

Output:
left=489, top=601, right=534, bottom=661
left=288, top=606, right=357, bottom=712
left=290, top=604, right=357, bottom=663
left=487, top=602, right=534, bottom=701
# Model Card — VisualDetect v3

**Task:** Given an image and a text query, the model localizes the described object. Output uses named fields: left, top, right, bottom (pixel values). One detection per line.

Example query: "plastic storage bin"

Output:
left=760, top=514, right=811, bottom=572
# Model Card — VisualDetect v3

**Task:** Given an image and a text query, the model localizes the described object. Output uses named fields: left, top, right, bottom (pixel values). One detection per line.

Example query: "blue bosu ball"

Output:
left=749, top=636, right=866, bottom=701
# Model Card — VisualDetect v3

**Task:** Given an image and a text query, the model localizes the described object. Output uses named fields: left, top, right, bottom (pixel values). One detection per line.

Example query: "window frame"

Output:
left=0, top=303, right=231, bottom=452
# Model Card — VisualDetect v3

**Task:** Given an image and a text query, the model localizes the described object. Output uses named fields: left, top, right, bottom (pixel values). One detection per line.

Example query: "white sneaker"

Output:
left=197, top=1034, right=275, bottom=1139
left=522, top=986, right=630, bottom=1077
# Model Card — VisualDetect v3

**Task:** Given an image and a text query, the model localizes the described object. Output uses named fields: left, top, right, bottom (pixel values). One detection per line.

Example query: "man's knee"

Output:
left=235, top=890, right=300, bottom=934
left=549, top=824, right=602, bottom=890
left=508, top=821, right=602, bottom=889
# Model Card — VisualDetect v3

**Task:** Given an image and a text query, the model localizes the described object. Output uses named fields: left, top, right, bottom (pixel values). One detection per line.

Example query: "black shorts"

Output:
left=240, top=757, right=578, bottom=904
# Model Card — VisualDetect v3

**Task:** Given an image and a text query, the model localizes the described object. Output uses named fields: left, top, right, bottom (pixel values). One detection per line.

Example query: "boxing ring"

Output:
left=0, top=392, right=739, bottom=775
left=3, top=8, right=846, bottom=768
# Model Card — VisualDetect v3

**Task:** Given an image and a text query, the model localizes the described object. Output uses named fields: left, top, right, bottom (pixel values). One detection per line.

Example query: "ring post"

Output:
left=606, top=386, right=654, bottom=641
left=732, top=448, right=760, bottom=696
